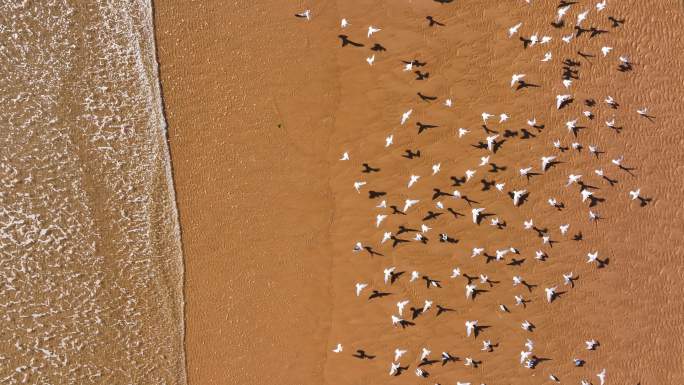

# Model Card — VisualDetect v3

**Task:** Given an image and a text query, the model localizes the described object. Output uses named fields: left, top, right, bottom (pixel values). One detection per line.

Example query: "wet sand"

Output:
left=155, top=1, right=683, bottom=384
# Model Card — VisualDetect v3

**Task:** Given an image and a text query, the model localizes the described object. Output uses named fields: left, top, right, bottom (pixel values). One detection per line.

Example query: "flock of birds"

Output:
left=298, top=1, right=652, bottom=384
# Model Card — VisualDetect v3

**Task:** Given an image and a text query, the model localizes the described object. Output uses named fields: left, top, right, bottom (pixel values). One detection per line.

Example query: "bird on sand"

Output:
left=367, top=25, right=381, bottom=38
left=486, top=135, right=499, bottom=151
left=557, top=94, right=572, bottom=109
left=354, top=181, right=366, bottom=193
left=597, top=368, right=606, bottom=385
left=541, top=156, right=556, bottom=171
left=366, top=55, right=375, bottom=66
left=394, top=348, right=406, bottom=361
left=629, top=188, right=641, bottom=200
left=465, top=320, right=478, bottom=337
left=295, top=10, right=311, bottom=20
left=355, top=283, right=368, bottom=296
left=340, top=152, right=349, bottom=161
left=458, top=127, right=470, bottom=138
left=471, top=208, right=485, bottom=224
left=376, top=214, right=387, bottom=227
left=340, top=18, right=349, bottom=28
left=401, top=109, right=412, bottom=125
left=601, top=46, right=613, bottom=56
left=408, top=174, right=420, bottom=188
left=511, top=74, right=525, bottom=87
left=397, top=300, right=409, bottom=315
left=383, top=267, right=395, bottom=284
left=512, top=190, right=526, bottom=206
left=587, top=251, right=599, bottom=264
left=597, top=1, right=607, bottom=11
left=508, top=22, right=522, bottom=37
left=385, top=134, right=393, bottom=147
left=332, top=343, right=343, bottom=352
left=541, top=52, right=552, bottom=62
left=403, top=199, right=419, bottom=212
left=545, top=286, right=557, bottom=302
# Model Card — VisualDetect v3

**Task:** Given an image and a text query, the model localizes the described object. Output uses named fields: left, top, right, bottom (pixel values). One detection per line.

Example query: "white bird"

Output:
left=376, top=214, right=387, bottom=227
left=566, top=119, right=578, bottom=132
left=548, top=198, right=558, bottom=207
left=479, top=156, right=490, bottom=166
left=458, top=127, right=470, bottom=138
left=508, top=22, right=522, bottom=37
left=560, top=224, right=569, bottom=234
left=391, top=315, right=403, bottom=326
left=451, top=268, right=462, bottom=278
left=401, top=109, right=412, bottom=125
left=535, top=250, right=546, bottom=261
left=366, top=55, right=375, bottom=66
left=581, top=189, right=593, bottom=202
left=562, top=34, right=574, bottom=43
left=520, top=350, right=532, bottom=364
left=471, top=247, right=484, bottom=257
left=499, top=113, right=509, bottom=123
left=511, top=74, right=525, bottom=87
left=436, top=201, right=444, bottom=209
left=567, top=174, right=582, bottom=186
left=403, top=62, right=413, bottom=71
left=389, top=362, right=400, bottom=376
left=553, top=139, right=562, bottom=149
left=589, top=210, right=599, bottom=221
left=557, top=94, right=572, bottom=109
left=332, top=343, right=343, bottom=353
left=381, top=232, right=392, bottom=244
left=587, top=251, right=599, bottom=263
left=541, top=52, right=552, bottom=62
left=596, top=1, right=607, bottom=11
left=499, top=304, right=509, bottom=312
left=606, top=118, right=616, bottom=128
left=420, top=347, right=431, bottom=361
left=527, top=118, right=537, bottom=127
left=383, top=267, right=396, bottom=284
left=513, top=276, right=522, bottom=286
left=482, top=340, right=493, bottom=351
left=563, top=272, right=574, bottom=285
left=355, top=283, right=368, bottom=296
left=472, top=208, right=485, bottom=224
left=563, top=79, right=573, bottom=89
left=394, top=348, right=406, bottom=362
left=583, top=110, right=593, bottom=118
left=540, top=36, right=552, bottom=44
left=411, top=270, right=420, bottom=281
left=354, top=181, right=366, bottom=193
left=612, top=156, right=624, bottom=167
left=629, top=188, right=641, bottom=200
left=353, top=242, right=363, bottom=252
left=619, top=55, right=630, bottom=64
left=605, top=95, right=616, bottom=105
left=512, top=190, right=527, bottom=206
left=479, top=274, right=489, bottom=284
left=495, top=182, right=505, bottom=192
left=519, top=167, right=532, bottom=177
left=637, top=107, right=649, bottom=116
left=521, top=320, right=532, bottom=331
left=420, top=224, right=431, bottom=233
left=523, top=219, right=534, bottom=229
left=408, top=174, right=420, bottom=188
left=597, top=368, right=606, bottom=385
left=385, top=134, right=393, bottom=147
left=456, top=382, right=471, bottom=385
left=525, top=339, right=534, bottom=351
left=465, top=169, right=476, bottom=181
left=340, top=18, right=349, bottom=28
left=403, top=199, right=419, bottom=212
left=589, top=145, right=600, bottom=155
left=486, top=135, right=499, bottom=151
left=529, top=34, right=538, bottom=46
left=465, top=284, right=476, bottom=299
left=585, top=339, right=598, bottom=350
left=432, top=163, right=441, bottom=175
left=557, top=5, right=570, bottom=20
left=495, top=248, right=510, bottom=260
left=601, top=46, right=613, bottom=56
left=444, top=98, right=453, bottom=107
left=397, top=300, right=409, bottom=315
left=482, top=112, right=493, bottom=123
left=577, top=10, right=590, bottom=25
left=541, top=156, right=556, bottom=171
left=422, top=300, right=432, bottom=313
left=376, top=200, right=386, bottom=208
left=465, top=320, right=478, bottom=337
left=463, top=357, right=474, bottom=367
left=340, top=152, right=350, bottom=161
left=295, top=10, right=311, bottom=20
left=367, top=25, right=381, bottom=38
left=515, top=295, right=525, bottom=306
left=545, top=286, right=557, bottom=303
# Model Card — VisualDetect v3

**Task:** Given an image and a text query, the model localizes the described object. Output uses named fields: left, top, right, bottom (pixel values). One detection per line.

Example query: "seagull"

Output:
left=411, top=270, right=421, bottom=281
left=397, top=300, right=409, bottom=315
left=463, top=357, right=474, bottom=367
left=520, top=350, right=532, bottom=364
left=512, top=190, right=527, bottom=206
left=557, top=5, right=571, bottom=21
left=366, top=55, right=375, bottom=66
left=581, top=189, right=594, bottom=202
left=451, top=268, right=462, bottom=278
left=499, top=113, right=509, bottom=123
left=381, top=232, right=392, bottom=244
left=589, top=210, right=599, bottom=221
left=376, top=200, right=386, bottom=208
left=422, top=300, right=432, bottom=313
left=511, top=74, right=525, bottom=87
left=465, top=169, right=476, bottom=181
left=557, top=94, right=572, bottom=109
left=432, top=163, right=441, bottom=175
left=465, top=320, right=478, bottom=337
left=560, top=224, right=569, bottom=234
left=495, top=182, right=505, bottom=192
left=355, top=283, right=368, bottom=296
left=472, top=208, right=485, bottom=224
left=385, top=134, right=394, bottom=147
left=629, top=188, right=641, bottom=200
left=583, top=110, right=593, bottom=118
left=481, top=340, right=493, bottom=351
left=401, top=109, right=413, bottom=125
left=567, top=174, right=582, bottom=186
left=563, top=272, right=574, bottom=285
left=354, top=181, right=366, bottom=193
left=612, top=156, right=624, bottom=167
left=486, top=135, right=499, bottom=151
left=420, top=347, right=431, bottom=361
left=444, top=98, right=453, bottom=107
left=383, top=267, right=396, bottom=284
left=566, top=119, right=577, bottom=132
left=295, top=10, right=311, bottom=20
left=553, top=139, right=562, bottom=149
left=495, top=248, right=509, bottom=260
left=519, top=167, right=532, bottom=177
left=471, top=247, right=484, bottom=257
left=619, top=55, right=630, bottom=64
left=563, top=79, right=572, bottom=89
left=391, top=315, right=403, bottom=326
left=548, top=198, right=558, bottom=207
left=541, top=52, right=552, bottom=62
left=562, top=34, right=573, bottom=43
left=577, top=10, right=590, bottom=25
left=394, top=348, right=407, bottom=361
left=465, top=284, right=476, bottom=299
left=597, top=368, right=606, bottom=385
left=340, top=18, right=349, bottom=28
left=333, top=343, right=343, bottom=353
left=389, top=362, right=400, bottom=376
left=527, top=118, right=537, bottom=127
left=515, top=295, right=525, bottom=306
left=637, top=107, right=649, bottom=117
left=529, top=33, right=538, bottom=46
left=479, top=156, right=490, bottom=166
left=606, top=118, right=616, bottom=128
left=545, top=287, right=557, bottom=302
left=458, top=127, right=470, bottom=138
left=540, top=36, right=552, bottom=44
left=403, top=62, right=413, bottom=71
left=601, top=46, right=613, bottom=56
left=376, top=214, right=387, bottom=227
left=367, top=25, right=381, bottom=38
left=521, top=320, right=532, bottom=331
left=403, top=199, right=419, bottom=212
left=586, top=339, right=598, bottom=350
left=587, top=251, right=599, bottom=264
left=523, top=219, right=534, bottom=229
left=420, top=224, right=431, bottom=233
left=513, top=276, right=522, bottom=286
left=340, top=152, right=350, bottom=161
left=499, top=304, right=509, bottom=312
left=482, top=112, right=494, bottom=123
left=408, top=175, right=420, bottom=188
left=508, top=22, right=523, bottom=37
left=549, top=374, right=560, bottom=382
left=597, top=1, right=607, bottom=11
left=605, top=95, right=616, bottom=105
left=541, top=156, right=556, bottom=171
left=525, top=339, right=534, bottom=351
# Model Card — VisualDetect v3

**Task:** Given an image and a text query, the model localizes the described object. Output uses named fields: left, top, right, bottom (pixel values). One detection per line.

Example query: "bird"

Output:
left=354, top=181, right=366, bottom=193
left=521, top=320, right=532, bottom=330
left=563, top=79, right=572, bottom=89
left=596, top=1, right=607, bottom=11
left=567, top=174, right=582, bottom=186
left=403, top=199, right=419, bottom=212
left=545, top=286, right=557, bottom=302
left=519, top=167, right=532, bottom=178
left=557, top=94, right=572, bottom=109
left=511, top=74, right=525, bottom=87
left=403, top=62, right=413, bottom=71
left=560, top=224, right=570, bottom=234
left=541, top=156, right=556, bottom=171
left=520, top=350, right=532, bottom=364
left=512, top=190, right=527, bottom=206
left=495, top=182, right=505, bottom=192
left=422, top=300, right=432, bottom=313
left=355, top=283, right=368, bottom=296
left=471, top=247, right=484, bottom=257
left=499, top=304, right=509, bottom=312
left=479, top=156, right=490, bottom=166
left=637, top=107, right=649, bottom=117
left=465, top=320, right=478, bottom=337
left=540, top=36, right=552, bottom=44
left=508, top=22, right=522, bottom=37
left=512, top=276, right=522, bottom=286
left=340, top=18, right=349, bottom=28
left=581, top=189, right=593, bottom=202
left=411, top=270, right=421, bottom=281
left=295, top=10, right=311, bottom=20
left=397, top=300, right=409, bottom=315
left=366, top=55, right=375, bottom=66
left=451, top=268, right=461, bottom=278
left=557, top=5, right=570, bottom=21
left=458, top=127, right=470, bottom=138
left=471, top=208, right=485, bottom=224
left=499, top=113, right=509, bottom=123
left=597, top=368, right=606, bottom=385
left=383, top=267, right=396, bottom=284
left=525, top=339, right=534, bottom=351
left=367, top=25, right=381, bottom=38
left=375, top=214, right=387, bottom=228
left=541, top=52, right=552, bottom=62
left=389, top=362, right=400, bottom=376
left=381, top=232, right=392, bottom=244
left=601, top=46, right=613, bottom=56
left=563, top=272, right=574, bottom=286
left=465, top=169, right=476, bottom=181
left=420, top=224, right=431, bottom=233
left=401, top=109, right=413, bottom=125
left=562, top=34, right=573, bottom=43
left=340, top=152, right=350, bottom=161
left=523, top=219, right=534, bottom=229
left=549, top=374, right=560, bottom=382
left=527, top=118, right=537, bottom=127
left=587, top=251, right=599, bottom=264
left=420, top=347, right=431, bottom=361
left=408, top=175, right=420, bottom=188
left=585, top=339, right=598, bottom=350
left=482, top=112, right=494, bottom=123
left=465, top=284, right=476, bottom=300
left=629, top=188, right=641, bottom=200
left=577, top=10, right=590, bottom=25
left=385, top=134, right=393, bottom=147
left=391, top=315, right=404, bottom=326
left=394, top=348, right=406, bottom=362
left=486, top=135, right=499, bottom=151
left=432, top=163, right=441, bottom=175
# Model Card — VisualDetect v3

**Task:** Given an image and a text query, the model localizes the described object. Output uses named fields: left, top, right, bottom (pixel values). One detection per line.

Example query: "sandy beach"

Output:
left=155, top=1, right=684, bottom=384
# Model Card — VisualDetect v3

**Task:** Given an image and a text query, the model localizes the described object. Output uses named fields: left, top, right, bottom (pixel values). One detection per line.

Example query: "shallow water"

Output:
left=0, top=1, right=185, bottom=384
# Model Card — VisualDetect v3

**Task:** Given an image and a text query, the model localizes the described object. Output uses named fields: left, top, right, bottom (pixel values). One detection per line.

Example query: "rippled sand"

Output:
left=0, top=1, right=185, bottom=384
